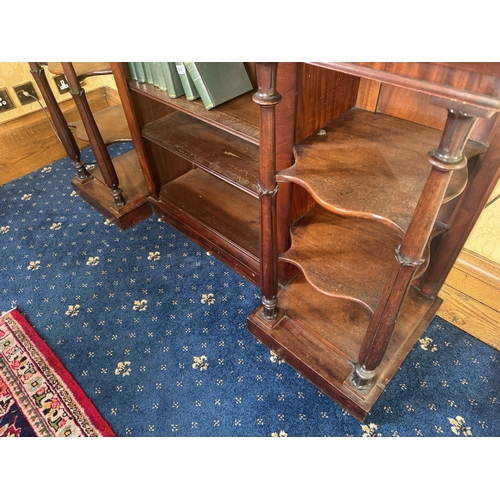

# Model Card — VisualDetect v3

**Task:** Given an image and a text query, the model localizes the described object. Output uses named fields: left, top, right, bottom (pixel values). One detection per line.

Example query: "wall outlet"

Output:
left=53, top=74, right=70, bottom=94
left=13, top=82, right=39, bottom=105
left=0, top=87, right=15, bottom=112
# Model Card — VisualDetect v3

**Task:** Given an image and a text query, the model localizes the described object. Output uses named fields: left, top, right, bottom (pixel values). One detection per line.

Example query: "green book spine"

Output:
left=150, top=62, right=160, bottom=87
left=185, top=62, right=214, bottom=109
left=143, top=62, right=154, bottom=84
left=133, top=63, right=147, bottom=83
left=159, top=63, right=185, bottom=98
left=175, top=62, right=200, bottom=100
left=185, top=62, right=253, bottom=110
left=127, top=62, right=138, bottom=80
left=154, top=62, right=168, bottom=91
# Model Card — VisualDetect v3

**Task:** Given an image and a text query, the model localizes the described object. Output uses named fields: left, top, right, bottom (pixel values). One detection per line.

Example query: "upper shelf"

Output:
left=310, top=63, right=500, bottom=113
left=128, top=80, right=260, bottom=145
left=142, top=112, right=260, bottom=198
left=277, top=108, right=486, bottom=235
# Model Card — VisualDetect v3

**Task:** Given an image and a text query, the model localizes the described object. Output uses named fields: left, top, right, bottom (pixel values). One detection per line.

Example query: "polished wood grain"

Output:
left=110, top=62, right=158, bottom=199
left=142, top=111, right=259, bottom=197
left=278, top=108, right=480, bottom=235
left=68, top=104, right=132, bottom=144
left=62, top=62, right=125, bottom=207
left=376, top=84, right=448, bottom=129
left=47, top=62, right=112, bottom=78
left=356, top=78, right=381, bottom=112
left=295, top=64, right=360, bottom=143
left=312, top=62, right=500, bottom=112
left=420, top=118, right=500, bottom=297
left=250, top=62, right=500, bottom=418
left=253, top=62, right=282, bottom=320
left=281, top=205, right=402, bottom=312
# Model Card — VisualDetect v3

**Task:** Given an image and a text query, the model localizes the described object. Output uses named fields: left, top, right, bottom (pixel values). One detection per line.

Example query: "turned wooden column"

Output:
left=419, top=116, right=500, bottom=297
left=61, top=62, right=125, bottom=208
left=28, top=62, right=89, bottom=180
left=253, top=63, right=282, bottom=320
left=351, top=102, right=482, bottom=390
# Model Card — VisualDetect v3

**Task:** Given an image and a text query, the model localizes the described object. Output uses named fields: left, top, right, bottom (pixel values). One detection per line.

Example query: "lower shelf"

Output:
left=71, top=149, right=152, bottom=230
left=247, top=273, right=442, bottom=421
left=153, top=168, right=261, bottom=286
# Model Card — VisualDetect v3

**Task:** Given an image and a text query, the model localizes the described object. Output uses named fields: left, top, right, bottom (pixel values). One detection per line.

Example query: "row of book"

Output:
left=127, top=62, right=253, bottom=111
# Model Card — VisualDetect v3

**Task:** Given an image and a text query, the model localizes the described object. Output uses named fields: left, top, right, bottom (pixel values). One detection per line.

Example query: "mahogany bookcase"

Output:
left=112, top=62, right=500, bottom=420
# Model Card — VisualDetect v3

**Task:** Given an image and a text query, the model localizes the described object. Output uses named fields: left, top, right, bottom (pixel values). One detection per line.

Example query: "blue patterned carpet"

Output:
left=1, top=143, right=499, bottom=438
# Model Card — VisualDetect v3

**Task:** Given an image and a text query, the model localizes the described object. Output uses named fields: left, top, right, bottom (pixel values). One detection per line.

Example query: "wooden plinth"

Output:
left=71, top=149, right=152, bottom=230
left=247, top=274, right=442, bottom=421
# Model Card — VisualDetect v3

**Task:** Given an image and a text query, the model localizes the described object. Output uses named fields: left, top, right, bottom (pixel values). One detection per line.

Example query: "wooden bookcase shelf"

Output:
left=129, top=80, right=260, bottom=144
left=282, top=206, right=404, bottom=312
left=142, top=112, right=260, bottom=197
left=156, top=168, right=260, bottom=281
left=278, top=108, right=482, bottom=234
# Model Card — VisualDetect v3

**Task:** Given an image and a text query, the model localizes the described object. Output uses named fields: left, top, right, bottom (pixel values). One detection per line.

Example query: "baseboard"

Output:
left=438, top=249, right=500, bottom=350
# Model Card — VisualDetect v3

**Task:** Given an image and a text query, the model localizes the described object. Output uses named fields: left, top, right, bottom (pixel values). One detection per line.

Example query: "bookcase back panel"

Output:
left=143, top=140, right=193, bottom=187
left=370, top=83, right=499, bottom=146
left=295, top=64, right=360, bottom=143
left=130, top=91, right=176, bottom=129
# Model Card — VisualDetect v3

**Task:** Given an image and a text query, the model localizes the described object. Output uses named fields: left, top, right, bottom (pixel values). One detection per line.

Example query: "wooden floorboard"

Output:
left=0, top=87, right=118, bottom=185
left=437, top=249, right=500, bottom=350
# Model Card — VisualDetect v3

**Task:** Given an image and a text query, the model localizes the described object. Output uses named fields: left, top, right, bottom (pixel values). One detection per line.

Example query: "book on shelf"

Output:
left=143, top=62, right=154, bottom=85
left=129, top=62, right=147, bottom=82
left=184, top=62, right=253, bottom=110
left=153, top=62, right=168, bottom=91
left=127, top=62, right=137, bottom=80
left=159, top=63, right=185, bottom=99
left=175, top=62, right=200, bottom=101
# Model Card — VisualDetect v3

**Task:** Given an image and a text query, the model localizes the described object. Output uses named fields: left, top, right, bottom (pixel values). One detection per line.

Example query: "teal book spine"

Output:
left=133, top=63, right=147, bottom=83
left=159, top=63, right=185, bottom=98
left=150, top=62, right=160, bottom=87
left=175, top=62, right=200, bottom=100
left=127, top=62, right=138, bottom=80
left=185, top=62, right=253, bottom=110
left=154, top=63, right=168, bottom=91
left=143, top=62, right=154, bottom=84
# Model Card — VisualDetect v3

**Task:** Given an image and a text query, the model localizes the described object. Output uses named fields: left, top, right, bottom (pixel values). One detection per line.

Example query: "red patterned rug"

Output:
left=0, top=309, right=115, bottom=437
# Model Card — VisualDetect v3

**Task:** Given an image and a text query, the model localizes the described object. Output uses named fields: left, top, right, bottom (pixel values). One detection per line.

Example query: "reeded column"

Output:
left=28, top=62, right=89, bottom=180
left=351, top=104, right=479, bottom=390
left=61, top=62, right=125, bottom=208
left=253, top=63, right=282, bottom=321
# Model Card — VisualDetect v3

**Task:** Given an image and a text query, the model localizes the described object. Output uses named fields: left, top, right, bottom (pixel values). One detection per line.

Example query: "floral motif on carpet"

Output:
left=0, top=308, right=115, bottom=437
